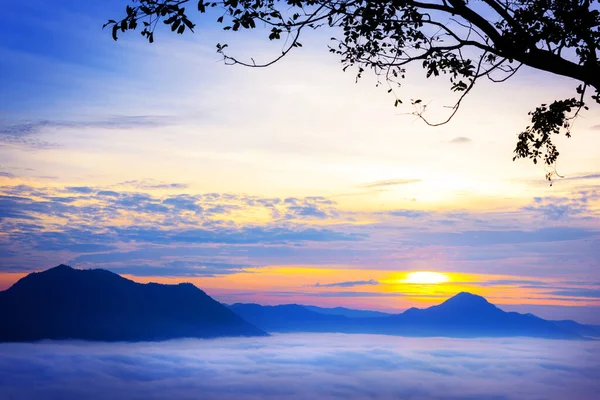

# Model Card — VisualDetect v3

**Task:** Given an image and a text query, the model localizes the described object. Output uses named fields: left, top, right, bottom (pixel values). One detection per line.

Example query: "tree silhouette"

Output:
left=105, top=1, right=600, bottom=182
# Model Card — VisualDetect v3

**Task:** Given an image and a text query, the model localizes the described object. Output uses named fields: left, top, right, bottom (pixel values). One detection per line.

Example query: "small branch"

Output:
left=412, top=51, right=486, bottom=127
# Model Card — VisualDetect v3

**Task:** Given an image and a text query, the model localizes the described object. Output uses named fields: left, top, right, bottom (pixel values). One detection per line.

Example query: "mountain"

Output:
left=377, top=292, right=578, bottom=338
left=303, top=305, right=392, bottom=318
left=229, top=303, right=352, bottom=333
left=0, top=265, right=267, bottom=342
left=232, top=292, right=589, bottom=339
left=551, top=320, right=600, bottom=337
left=3, top=267, right=594, bottom=342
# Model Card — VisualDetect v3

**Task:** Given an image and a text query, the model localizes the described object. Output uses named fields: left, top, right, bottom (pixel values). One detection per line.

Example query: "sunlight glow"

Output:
left=402, top=271, right=450, bottom=285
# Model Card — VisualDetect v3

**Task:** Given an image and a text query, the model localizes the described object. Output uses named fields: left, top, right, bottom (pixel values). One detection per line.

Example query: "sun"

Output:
left=402, top=271, right=450, bottom=284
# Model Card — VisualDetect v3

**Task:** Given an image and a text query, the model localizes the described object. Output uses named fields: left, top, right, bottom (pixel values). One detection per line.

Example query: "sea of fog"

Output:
left=0, top=333, right=598, bottom=400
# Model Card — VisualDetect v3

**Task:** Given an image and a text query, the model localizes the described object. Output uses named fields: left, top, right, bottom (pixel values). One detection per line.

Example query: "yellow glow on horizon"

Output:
left=402, top=271, right=451, bottom=285
left=1, top=267, right=599, bottom=310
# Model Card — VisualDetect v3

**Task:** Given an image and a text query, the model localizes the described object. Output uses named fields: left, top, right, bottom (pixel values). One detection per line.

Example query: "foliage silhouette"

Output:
left=105, top=1, right=600, bottom=182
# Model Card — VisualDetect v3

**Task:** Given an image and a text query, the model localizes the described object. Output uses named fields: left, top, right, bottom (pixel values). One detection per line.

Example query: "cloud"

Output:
left=0, top=116, right=172, bottom=136
left=162, top=195, right=203, bottom=213
left=448, top=279, right=553, bottom=288
left=360, top=179, right=421, bottom=188
left=566, top=174, right=600, bottom=180
left=548, top=289, right=600, bottom=298
left=0, top=135, right=59, bottom=150
left=106, top=261, right=249, bottom=277
left=521, top=192, right=595, bottom=220
left=316, top=279, right=379, bottom=288
left=449, top=136, right=472, bottom=144
left=113, top=226, right=365, bottom=245
left=66, top=186, right=95, bottom=194
left=262, top=291, right=406, bottom=298
left=69, top=245, right=368, bottom=267
left=1, top=182, right=599, bottom=282
left=5, top=224, right=362, bottom=261
left=97, top=190, right=120, bottom=197
left=284, top=197, right=338, bottom=220
left=1, top=185, right=347, bottom=227
left=410, top=227, right=598, bottom=246
left=0, top=185, right=371, bottom=276
left=0, top=334, right=597, bottom=400
left=479, top=279, right=550, bottom=287
left=117, top=180, right=189, bottom=190
left=388, top=210, right=429, bottom=218
left=7, top=229, right=117, bottom=253
left=0, top=116, right=174, bottom=151
left=0, top=195, right=41, bottom=221
left=563, top=173, right=600, bottom=181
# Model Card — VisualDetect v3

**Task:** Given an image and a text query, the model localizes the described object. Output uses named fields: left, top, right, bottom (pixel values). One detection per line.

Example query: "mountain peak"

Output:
left=451, top=291, right=485, bottom=300
left=440, top=292, right=494, bottom=308
left=0, top=265, right=267, bottom=342
left=50, top=264, right=74, bottom=271
left=23, top=265, right=125, bottom=282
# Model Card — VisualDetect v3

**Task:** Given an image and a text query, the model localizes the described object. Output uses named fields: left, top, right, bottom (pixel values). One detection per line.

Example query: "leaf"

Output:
left=183, top=18, right=195, bottom=31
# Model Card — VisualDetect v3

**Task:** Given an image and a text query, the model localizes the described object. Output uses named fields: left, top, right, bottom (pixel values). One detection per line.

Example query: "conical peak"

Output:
left=441, top=292, right=492, bottom=307
left=52, top=264, right=74, bottom=271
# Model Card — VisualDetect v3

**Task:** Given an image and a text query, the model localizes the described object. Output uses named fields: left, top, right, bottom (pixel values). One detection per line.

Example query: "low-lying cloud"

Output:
left=315, top=279, right=379, bottom=288
left=0, top=334, right=597, bottom=400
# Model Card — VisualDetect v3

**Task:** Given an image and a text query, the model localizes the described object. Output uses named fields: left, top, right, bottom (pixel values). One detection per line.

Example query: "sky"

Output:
left=0, top=334, right=598, bottom=399
left=1, top=1, right=600, bottom=323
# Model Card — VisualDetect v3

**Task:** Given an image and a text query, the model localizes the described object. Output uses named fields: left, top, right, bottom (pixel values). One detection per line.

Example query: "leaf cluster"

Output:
left=105, top=0, right=600, bottom=181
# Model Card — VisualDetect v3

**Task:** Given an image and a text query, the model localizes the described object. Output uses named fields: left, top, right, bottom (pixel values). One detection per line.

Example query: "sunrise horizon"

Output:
left=3, top=263, right=599, bottom=325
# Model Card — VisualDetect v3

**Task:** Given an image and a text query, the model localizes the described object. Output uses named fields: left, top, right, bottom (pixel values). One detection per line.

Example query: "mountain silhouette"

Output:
left=229, top=303, right=349, bottom=333
left=2, top=267, right=595, bottom=342
left=0, top=265, right=267, bottom=342
left=377, top=292, right=576, bottom=338
left=551, top=320, right=600, bottom=337
left=232, top=292, right=593, bottom=339
left=302, top=305, right=391, bottom=318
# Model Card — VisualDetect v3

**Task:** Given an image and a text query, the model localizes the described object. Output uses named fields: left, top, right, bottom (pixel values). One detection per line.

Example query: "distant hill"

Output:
left=376, top=292, right=583, bottom=338
left=551, top=320, right=600, bottom=337
left=229, top=303, right=349, bottom=333
left=303, top=305, right=392, bottom=318
left=231, top=292, right=593, bottom=340
left=0, top=265, right=267, bottom=342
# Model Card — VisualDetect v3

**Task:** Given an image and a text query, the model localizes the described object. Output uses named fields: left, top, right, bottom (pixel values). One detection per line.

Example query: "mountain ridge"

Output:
left=0, top=265, right=267, bottom=342
left=231, top=292, right=598, bottom=340
left=2, top=266, right=598, bottom=342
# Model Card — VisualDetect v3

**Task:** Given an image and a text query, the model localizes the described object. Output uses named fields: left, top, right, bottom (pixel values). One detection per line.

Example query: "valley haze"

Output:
left=0, top=334, right=598, bottom=400
left=0, top=267, right=599, bottom=399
